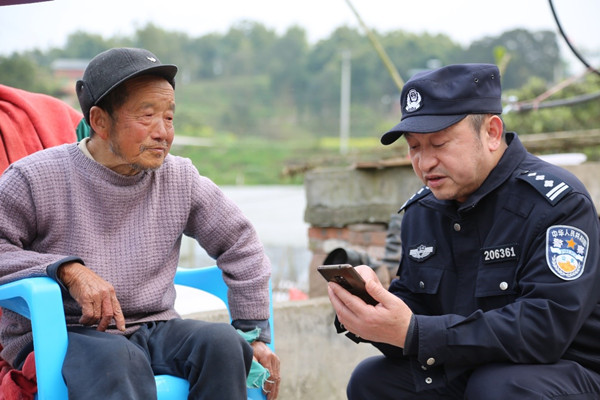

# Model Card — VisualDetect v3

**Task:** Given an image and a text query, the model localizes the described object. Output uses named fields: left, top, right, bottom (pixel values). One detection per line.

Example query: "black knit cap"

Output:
left=381, top=63, right=502, bottom=145
left=76, top=47, right=178, bottom=124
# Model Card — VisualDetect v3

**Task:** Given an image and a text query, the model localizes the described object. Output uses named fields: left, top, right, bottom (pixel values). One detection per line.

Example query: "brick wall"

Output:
left=307, top=223, right=388, bottom=298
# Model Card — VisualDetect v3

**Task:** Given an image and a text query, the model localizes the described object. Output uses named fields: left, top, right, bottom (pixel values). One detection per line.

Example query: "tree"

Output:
left=188, top=33, right=225, bottom=79
left=267, top=26, right=310, bottom=121
left=217, top=21, right=278, bottom=76
left=503, top=73, right=600, bottom=134
left=463, top=29, right=561, bottom=88
left=133, top=24, right=192, bottom=82
left=0, top=54, right=53, bottom=93
left=0, top=21, right=575, bottom=143
left=61, top=31, right=113, bottom=59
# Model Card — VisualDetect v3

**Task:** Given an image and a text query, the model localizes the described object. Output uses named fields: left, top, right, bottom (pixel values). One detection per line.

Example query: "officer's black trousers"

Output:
left=347, top=355, right=600, bottom=399
left=62, top=319, right=253, bottom=399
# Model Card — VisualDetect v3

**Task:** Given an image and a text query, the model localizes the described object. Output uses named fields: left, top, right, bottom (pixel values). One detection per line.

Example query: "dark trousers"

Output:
left=62, top=319, right=253, bottom=400
left=347, top=355, right=600, bottom=400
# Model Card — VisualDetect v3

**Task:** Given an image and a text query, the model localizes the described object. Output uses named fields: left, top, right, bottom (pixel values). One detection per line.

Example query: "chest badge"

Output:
left=408, top=244, right=435, bottom=262
left=546, top=225, right=588, bottom=280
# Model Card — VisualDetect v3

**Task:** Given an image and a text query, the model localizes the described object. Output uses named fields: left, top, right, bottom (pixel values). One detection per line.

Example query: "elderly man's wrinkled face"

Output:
left=405, top=116, right=501, bottom=203
left=106, top=75, right=175, bottom=175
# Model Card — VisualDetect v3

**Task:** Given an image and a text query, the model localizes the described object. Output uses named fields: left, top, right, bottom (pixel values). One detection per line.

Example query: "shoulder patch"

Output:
left=517, top=171, right=572, bottom=205
left=399, top=186, right=431, bottom=212
left=546, top=225, right=588, bottom=280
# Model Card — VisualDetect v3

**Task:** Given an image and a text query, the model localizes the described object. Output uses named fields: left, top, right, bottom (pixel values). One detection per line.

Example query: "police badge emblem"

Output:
left=546, top=225, right=588, bottom=280
left=408, top=243, right=435, bottom=262
left=405, top=89, right=422, bottom=112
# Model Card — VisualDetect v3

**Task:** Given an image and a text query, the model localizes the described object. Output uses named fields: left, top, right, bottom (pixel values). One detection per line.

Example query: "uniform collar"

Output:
left=456, top=131, right=527, bottom=212
left=415, top=132, right=528, bottom=214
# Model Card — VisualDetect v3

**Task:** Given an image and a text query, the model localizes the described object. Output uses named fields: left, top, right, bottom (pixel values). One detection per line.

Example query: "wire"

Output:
left=548, top=0, right=600, bottom=76
left=504, top=68, right=600, bottom=113
left=506, top=88, right=600, bottom=112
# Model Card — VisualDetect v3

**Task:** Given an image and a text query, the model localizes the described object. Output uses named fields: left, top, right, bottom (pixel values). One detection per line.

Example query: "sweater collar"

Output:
left=70, top=143, right=154, bottom=186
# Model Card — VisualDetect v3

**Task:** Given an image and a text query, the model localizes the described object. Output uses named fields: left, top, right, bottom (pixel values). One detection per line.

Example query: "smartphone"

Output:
left=317, top=264, right=378, bottom=305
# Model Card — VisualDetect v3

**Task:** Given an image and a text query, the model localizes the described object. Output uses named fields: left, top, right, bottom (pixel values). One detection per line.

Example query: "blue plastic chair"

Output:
left=0, top=266, right=273, bottom=400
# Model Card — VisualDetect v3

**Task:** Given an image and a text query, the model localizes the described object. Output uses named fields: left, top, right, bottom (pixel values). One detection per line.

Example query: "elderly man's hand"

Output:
left=57, top=261, right=126, bottom=332
left=251, top=340, right=281, bottom=400
left=327, top=265, right=412, bottom=348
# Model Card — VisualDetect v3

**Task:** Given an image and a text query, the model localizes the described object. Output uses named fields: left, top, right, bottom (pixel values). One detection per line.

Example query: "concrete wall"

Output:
left=303, top=165, right=422, bottom=228
left=184, top=297, right=379, bottom=400
left=304, top=161, right=600, bottom=228
left=564, top=162, right=600, bottom=205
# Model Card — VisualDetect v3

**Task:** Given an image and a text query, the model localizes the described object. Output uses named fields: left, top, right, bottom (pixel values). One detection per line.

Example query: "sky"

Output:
left=0, top=0, right=598, bottom=69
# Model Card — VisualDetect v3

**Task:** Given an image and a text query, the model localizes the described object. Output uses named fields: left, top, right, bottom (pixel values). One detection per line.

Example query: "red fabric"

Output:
left=0, top=309, right=36, bottom=400
left=0, top=353, right=36, bottom=400
left=0, top=86, right=82, bottom=398
left=0, top=84, right=82, bottom=175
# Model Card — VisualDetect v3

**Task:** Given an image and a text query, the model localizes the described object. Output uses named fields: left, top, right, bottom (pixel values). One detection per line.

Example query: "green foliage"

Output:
left=62, top=31, right=116, bottom=59
left=0, top=53, right=55, bottom=93
left=2, top=21, right=597, bottom=184
left=170, top=134, right=399, bottom=185
left=171, top=136, right=312, bottom=185
left=462, top=29, right=561, bottom=88
left=504, top=73, right=600, bottom=134
left=1, top=23, right=570, bottom=135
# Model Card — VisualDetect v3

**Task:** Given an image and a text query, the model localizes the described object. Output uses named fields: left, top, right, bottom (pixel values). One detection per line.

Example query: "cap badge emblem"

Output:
left=405, top=89, right=422, bottom=113
left=146, top=56, right=157, bottom=63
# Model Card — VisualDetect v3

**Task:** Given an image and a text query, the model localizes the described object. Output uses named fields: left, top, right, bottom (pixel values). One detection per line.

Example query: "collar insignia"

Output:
left=400, top=186, right=431, bottom=212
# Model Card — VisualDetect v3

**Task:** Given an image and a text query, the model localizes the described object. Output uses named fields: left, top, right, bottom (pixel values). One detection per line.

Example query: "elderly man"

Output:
left=0, top=47, right=280, bottom=399
left=328, top=63, right=600, bottom=399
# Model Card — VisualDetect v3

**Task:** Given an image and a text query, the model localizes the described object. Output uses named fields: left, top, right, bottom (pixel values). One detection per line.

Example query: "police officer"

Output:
left=327, top=63, right=600, bottom=399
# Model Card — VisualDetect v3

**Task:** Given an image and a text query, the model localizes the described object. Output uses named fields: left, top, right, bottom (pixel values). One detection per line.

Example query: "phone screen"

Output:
left=317, top=264, right=378, bottom=305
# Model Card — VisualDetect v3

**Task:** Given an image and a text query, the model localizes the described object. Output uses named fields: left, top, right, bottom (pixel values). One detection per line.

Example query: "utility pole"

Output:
left=340, top=50, right=351, bottom=155
left=344, top=0, right=404, bottom=92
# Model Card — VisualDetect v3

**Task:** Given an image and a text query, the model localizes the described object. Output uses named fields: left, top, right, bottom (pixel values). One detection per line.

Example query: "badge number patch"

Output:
left=482, top=244, right=519, bottom=264
left=546, top=225, right=588, bottom=280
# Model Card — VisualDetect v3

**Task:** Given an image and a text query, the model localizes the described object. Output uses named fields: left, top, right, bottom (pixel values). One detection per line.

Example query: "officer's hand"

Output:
left=251, top=341, right=280, bottom=400
left=57, top=261, right=126, bottom=332
left=327, top=264, right=412, bottom=348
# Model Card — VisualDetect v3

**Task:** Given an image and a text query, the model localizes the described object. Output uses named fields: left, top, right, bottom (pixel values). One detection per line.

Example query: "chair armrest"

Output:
left=0, top=277, right=69, bottom=399
left=174, top=266, right=274, bottom=350
left=174, top=266, right=228, bottom=306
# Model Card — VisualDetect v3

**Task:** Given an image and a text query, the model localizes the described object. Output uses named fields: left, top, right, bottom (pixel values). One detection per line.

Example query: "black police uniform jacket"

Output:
left=392, top=132, right=600, bottom=390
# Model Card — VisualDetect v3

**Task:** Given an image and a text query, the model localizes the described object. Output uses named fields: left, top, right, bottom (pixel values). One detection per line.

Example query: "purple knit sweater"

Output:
left=0, top=143, right=271, bottom=365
